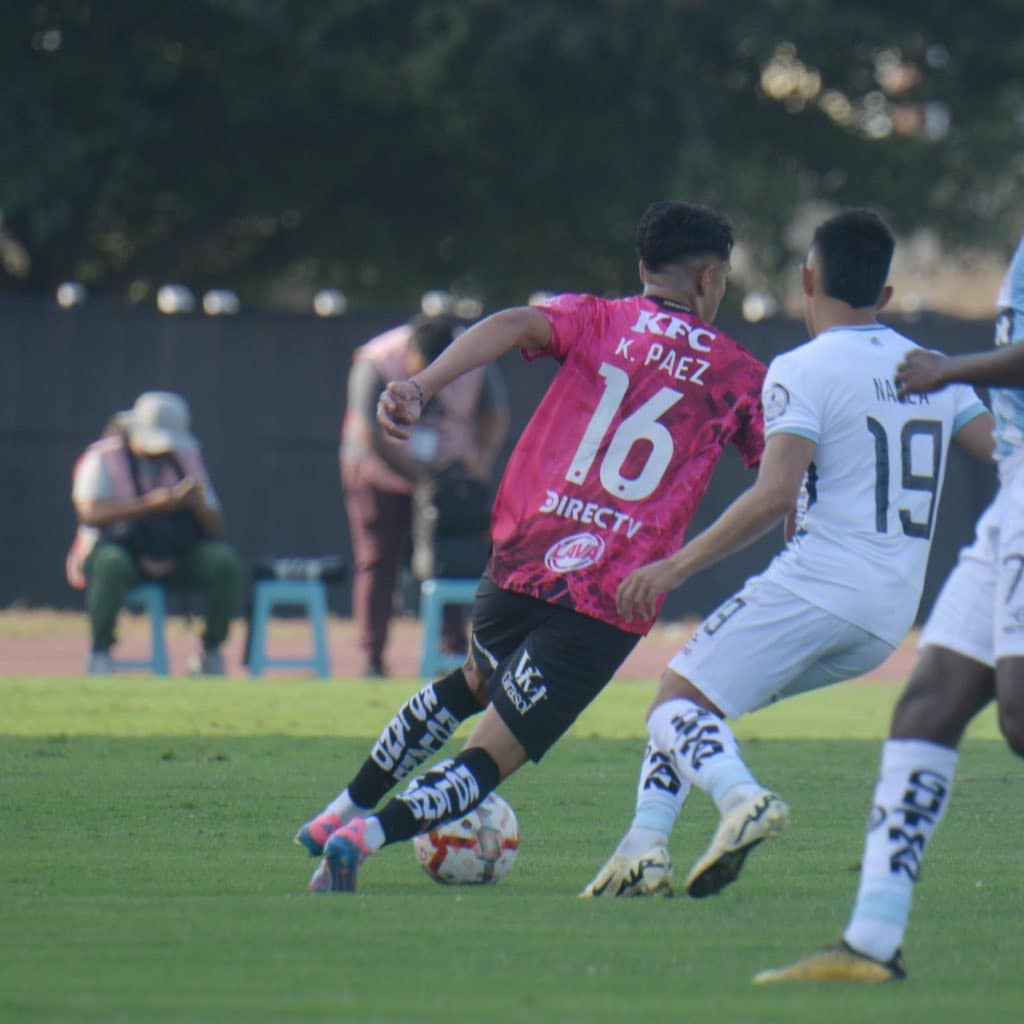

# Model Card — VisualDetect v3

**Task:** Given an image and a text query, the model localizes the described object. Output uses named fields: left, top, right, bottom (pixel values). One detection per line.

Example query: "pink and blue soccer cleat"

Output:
left=309, top=819, right=372, bottom=893
left=294, top=812, right=343, bottom=857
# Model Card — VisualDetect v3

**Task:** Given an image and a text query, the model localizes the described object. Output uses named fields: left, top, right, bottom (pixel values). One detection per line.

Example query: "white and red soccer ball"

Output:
left=413, top=793, right=520, bottom=885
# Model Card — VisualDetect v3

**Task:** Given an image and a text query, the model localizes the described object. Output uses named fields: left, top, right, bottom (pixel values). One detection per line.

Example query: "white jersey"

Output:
left=760, top=324, right=987, bottom=645
left=992, top=234, right=1024, bottom=476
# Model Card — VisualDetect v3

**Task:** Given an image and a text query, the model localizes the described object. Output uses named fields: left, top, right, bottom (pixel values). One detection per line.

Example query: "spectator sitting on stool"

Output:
left=341, top=314, right=508, bottom=677
left=66, top=391, right=242, bottom=675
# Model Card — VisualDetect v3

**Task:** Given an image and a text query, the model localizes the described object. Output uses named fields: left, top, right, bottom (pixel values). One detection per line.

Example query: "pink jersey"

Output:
left=487, top=293, right=765, bottom=634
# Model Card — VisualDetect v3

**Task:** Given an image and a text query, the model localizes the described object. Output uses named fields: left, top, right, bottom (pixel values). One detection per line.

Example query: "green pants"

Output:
left=84, top=539, right=243, bottom=654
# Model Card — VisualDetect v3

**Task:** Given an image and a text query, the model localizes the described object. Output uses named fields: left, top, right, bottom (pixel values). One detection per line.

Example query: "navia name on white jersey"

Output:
left=610, top=310, right=713, bottom=386
left=872, top=376, right=931, bottom=405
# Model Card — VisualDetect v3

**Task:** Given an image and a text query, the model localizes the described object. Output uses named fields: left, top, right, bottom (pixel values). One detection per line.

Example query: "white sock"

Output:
left=361, top=816, right=386, bottom=853
left=324, top=787, right=373, bottom=823
left=647, top=699, right=761, bottom=811
left=617, top=741, right=691, bottom=857
left=843, top=738, right=958, bottom=963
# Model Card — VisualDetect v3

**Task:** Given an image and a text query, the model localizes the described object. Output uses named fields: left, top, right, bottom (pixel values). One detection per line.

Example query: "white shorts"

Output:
left=919, top=476, right=1024, bottom=667
left=667, top=576, right=895, bottom=720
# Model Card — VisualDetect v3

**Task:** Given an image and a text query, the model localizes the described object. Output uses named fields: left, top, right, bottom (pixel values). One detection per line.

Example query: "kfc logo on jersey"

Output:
left=629, top=310, right=714, bottom=351
left=544, top=532, right=606, bottom=573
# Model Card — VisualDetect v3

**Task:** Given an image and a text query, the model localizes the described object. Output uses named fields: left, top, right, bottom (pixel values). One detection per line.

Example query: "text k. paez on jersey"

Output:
left=612, top=309, right=714, bottom=386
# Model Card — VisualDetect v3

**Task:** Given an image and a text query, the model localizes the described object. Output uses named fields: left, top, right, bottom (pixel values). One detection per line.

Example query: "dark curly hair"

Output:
left=635, top=201, right=734, bottom=271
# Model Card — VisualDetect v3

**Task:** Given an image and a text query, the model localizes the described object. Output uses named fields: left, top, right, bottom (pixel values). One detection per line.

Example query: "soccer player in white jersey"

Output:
left=581, top=209, right=994, bottom=905
left=755, top=231, right=1024, bottom=983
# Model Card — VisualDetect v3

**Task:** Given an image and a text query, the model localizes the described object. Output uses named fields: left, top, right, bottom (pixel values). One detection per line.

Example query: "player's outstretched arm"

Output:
left=897, top=345, right=1024, bottom=397
left=378, top=307, right=551, bottom=440
left=616, top=433, right=815, bottom=621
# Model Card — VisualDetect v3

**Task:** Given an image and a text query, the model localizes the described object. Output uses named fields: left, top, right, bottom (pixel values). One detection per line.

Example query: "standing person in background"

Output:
left=67, top=391, right=242, bottom=675
left=341, top=314, right=508, bottom=678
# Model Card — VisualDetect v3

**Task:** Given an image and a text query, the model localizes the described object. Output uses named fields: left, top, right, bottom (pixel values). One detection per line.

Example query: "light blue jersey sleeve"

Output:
left=992, top=234, right=1024, bottom=463
left=952, top=383, right=988, bottom=435
left=997, top=234, right=1024, bottom=339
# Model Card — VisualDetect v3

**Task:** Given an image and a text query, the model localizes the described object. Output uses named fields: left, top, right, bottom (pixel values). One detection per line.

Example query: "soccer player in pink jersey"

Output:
left=294, top=201, right=767, bottom=892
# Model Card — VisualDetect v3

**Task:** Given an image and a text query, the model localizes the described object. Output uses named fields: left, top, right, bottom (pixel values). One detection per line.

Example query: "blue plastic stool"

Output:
left=249, top=579, right=331, bottom=678
left=115, top=583, right=170, bottom=676
left=419, top=578, right=478, bottom=679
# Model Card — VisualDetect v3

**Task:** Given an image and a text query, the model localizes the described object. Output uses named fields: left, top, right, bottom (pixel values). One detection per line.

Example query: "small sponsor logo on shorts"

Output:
left=544, top=532, right=606, bottom=573
left=500, top=650, right=549, bottom=715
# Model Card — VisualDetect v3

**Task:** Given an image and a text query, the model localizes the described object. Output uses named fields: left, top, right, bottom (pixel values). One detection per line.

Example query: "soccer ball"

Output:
left=412, top=793, right=520, bottom=885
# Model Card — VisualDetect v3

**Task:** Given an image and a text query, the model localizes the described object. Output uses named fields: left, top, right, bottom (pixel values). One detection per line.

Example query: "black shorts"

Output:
left=470, top=577, right=641, bottom=762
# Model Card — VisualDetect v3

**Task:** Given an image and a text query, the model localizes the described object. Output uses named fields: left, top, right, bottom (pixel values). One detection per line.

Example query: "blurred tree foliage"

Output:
left=2, top=0, right=1023, bottom=309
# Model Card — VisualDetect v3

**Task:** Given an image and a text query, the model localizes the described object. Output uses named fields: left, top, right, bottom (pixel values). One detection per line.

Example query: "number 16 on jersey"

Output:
left=565, top=363, right=683, bottom=502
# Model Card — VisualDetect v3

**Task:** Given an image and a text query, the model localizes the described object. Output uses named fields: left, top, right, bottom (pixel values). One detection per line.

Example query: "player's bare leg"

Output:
left=993, top=654, right=1024, bottom=757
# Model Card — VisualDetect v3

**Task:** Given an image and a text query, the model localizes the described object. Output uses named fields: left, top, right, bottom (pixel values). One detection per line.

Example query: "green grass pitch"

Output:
left=2, top=674, right=1022, bottom=1023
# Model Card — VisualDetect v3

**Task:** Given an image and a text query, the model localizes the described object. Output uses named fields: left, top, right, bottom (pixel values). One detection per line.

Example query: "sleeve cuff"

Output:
left=765, top=425, right=820, bottom=443
left=952, top=404, right=988, bottom=434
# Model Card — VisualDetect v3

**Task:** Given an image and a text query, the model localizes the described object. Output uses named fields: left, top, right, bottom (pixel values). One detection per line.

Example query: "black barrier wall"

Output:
left=0, top=297, right=997, bottom=622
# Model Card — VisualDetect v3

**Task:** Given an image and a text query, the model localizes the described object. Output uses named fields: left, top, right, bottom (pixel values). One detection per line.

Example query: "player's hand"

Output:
left=616, top=558, right=685, bottom=621
left=378, top=380, right=424, bottom=440
left=895, top=349, right=950, bottom=399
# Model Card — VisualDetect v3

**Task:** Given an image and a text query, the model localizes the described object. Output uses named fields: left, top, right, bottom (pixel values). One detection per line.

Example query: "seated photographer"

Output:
left=67, top=391, right=242, bottom=675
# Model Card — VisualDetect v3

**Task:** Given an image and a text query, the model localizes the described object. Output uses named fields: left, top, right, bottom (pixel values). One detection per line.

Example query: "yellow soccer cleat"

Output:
left=753, top=941, right=907, bottom=984
left=579, top=843, right=674, bottom=899
left=684, top=790, right=789, bottom=898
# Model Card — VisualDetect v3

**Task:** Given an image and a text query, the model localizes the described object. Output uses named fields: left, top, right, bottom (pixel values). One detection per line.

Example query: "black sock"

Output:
left=375, top=747, right=501, bottom=846
left=347, top=668, right=483, bottom=808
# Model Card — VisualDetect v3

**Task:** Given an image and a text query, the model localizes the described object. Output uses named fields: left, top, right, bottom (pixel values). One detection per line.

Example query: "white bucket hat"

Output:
left=125, top=391, right=197, bottom=454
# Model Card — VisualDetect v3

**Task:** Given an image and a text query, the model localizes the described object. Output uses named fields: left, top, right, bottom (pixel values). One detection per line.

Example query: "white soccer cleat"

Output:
left=579, top=843, right=673, bottom=899
left=684, top=790, right=789, bottom=898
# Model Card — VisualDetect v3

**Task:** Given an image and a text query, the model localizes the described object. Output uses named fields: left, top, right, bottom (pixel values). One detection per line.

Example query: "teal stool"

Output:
left=249, top=579, right=331, bottom=678
left=419, top=578, right=478, bottom=679
left=116, top=583, right=170, bottom=676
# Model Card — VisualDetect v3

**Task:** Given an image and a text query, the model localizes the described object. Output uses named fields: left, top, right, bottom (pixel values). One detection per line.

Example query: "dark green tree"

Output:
left=2, top=0, right=1022, bottom=309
